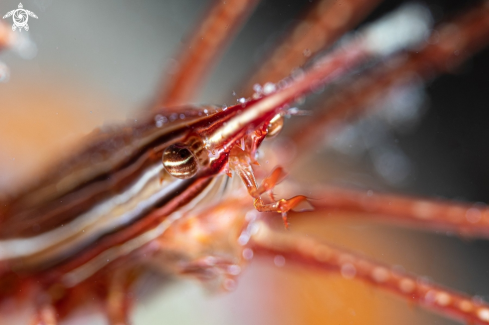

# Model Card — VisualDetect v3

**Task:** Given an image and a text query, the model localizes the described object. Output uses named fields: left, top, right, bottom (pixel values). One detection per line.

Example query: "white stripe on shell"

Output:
left=0, top=164, right=179, bottom=262
left=62, top=175, right=223, bottom=286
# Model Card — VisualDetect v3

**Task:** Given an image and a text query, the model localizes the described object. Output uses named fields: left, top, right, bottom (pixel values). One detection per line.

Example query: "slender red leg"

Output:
left=301, top=186, right=489, bottom=238
left=250, top=220, right=489, bottom=325
left=241, top=0, right=382, bottom=96
left=157, top=0, right=261, bottom=107
left=225, top=32, right=412, bottom=225
left=291, top=3, right=489, bottom=151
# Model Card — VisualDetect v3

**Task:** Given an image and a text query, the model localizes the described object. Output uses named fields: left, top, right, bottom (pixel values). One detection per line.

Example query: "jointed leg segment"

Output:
left=306, top=186, right=489, bottom=238
left=250, top=221, right=489, bottom=325
left=229, top=143, right=309, bottom=228
left=158, top=0, right=260, bottom=107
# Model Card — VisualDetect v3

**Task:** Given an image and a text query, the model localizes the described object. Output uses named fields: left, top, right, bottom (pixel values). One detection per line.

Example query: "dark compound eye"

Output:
left=162, top=144, right=198, bottom=179
left=266, top=114, right=284, bottom=138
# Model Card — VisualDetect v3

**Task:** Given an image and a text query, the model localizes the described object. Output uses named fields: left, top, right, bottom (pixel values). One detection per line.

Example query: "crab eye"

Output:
left=266, top=114, right=284, bottom=138
left=162, top=144, right=198, bottom=179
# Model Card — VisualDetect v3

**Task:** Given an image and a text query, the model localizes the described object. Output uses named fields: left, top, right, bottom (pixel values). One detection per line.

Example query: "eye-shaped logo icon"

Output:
left=2, top=3, right=38, bottom=32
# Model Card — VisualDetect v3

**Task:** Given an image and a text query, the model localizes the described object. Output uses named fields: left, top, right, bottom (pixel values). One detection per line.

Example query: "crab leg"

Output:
left=298, top=186, right=489, bottom=238
left=241, top=0, right=382, bottom=96
left=250, top=220, right=489, bottom=325
left=157, top=0, right=261, bottom=107
left=291, top=1, right=489, bottom=151
left=278, top=3, right=489, bottom=238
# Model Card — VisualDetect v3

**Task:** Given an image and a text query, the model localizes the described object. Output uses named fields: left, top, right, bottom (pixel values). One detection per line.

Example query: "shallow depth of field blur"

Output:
left=1, top=0, right=489, bottom=324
